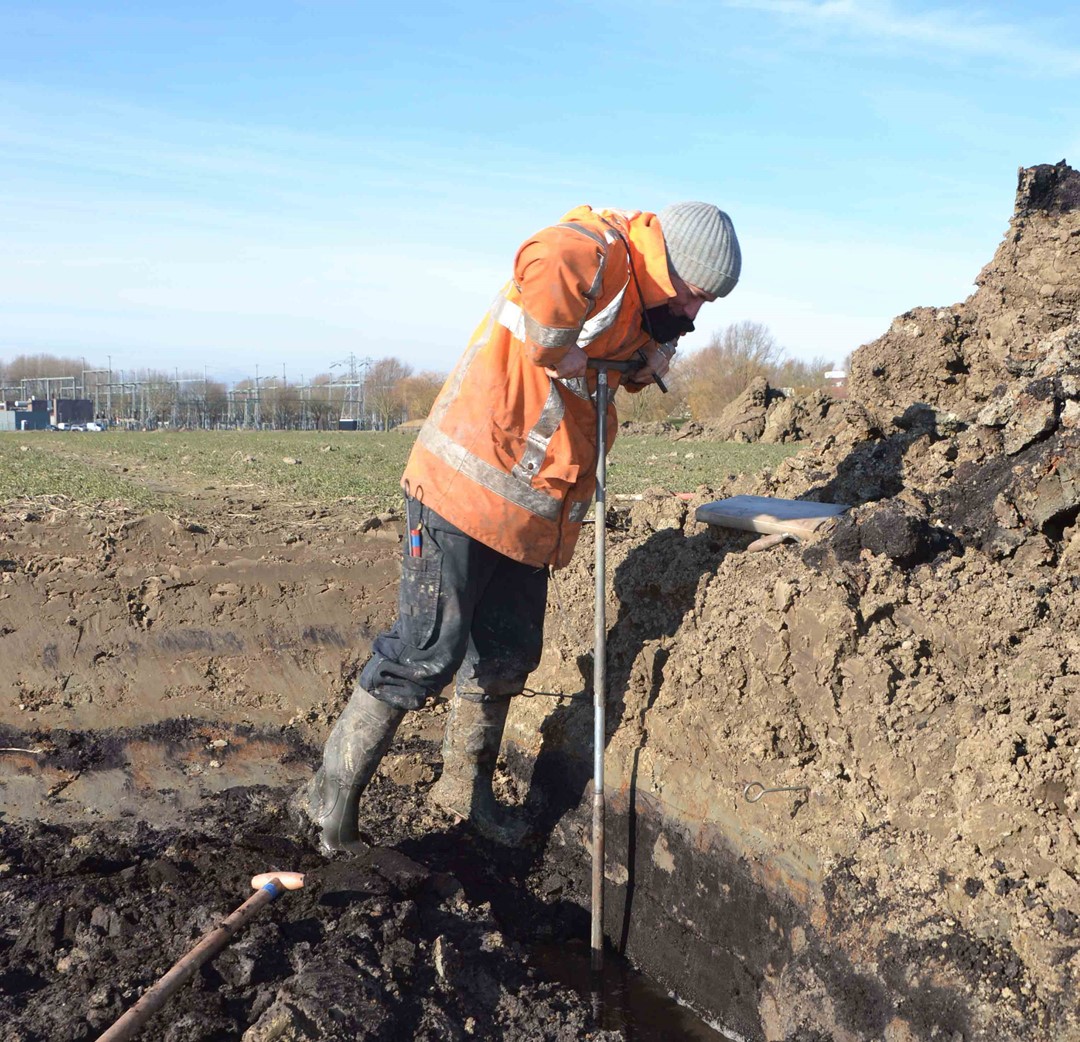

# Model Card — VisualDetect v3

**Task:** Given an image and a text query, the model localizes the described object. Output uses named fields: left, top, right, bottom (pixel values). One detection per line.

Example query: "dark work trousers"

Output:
left=359, top=497, right=550, bottom=711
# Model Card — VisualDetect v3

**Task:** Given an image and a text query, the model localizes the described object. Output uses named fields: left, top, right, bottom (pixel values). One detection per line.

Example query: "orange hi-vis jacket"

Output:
left=402, top=206, right=676, bottom=569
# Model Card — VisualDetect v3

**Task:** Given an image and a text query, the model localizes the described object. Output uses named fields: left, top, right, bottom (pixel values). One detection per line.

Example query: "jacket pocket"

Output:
left=536, top=458, right=581, bottom=496
left=399, top=553, right=441, bottom=649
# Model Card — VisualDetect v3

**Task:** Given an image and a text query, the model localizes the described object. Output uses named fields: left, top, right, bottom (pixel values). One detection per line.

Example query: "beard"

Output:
left=642, top=304, right=695, bottom=345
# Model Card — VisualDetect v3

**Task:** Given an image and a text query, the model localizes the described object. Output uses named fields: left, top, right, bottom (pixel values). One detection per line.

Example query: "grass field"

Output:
left=0, top=430, right=799, bottom=512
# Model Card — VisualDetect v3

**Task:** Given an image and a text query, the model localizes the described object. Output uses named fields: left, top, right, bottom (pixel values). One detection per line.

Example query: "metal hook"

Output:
left=743, top=781, right=810, bottom=803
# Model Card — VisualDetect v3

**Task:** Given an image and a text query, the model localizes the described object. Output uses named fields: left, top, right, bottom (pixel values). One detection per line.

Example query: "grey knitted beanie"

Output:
left=658, top=202, right=741, bottom=298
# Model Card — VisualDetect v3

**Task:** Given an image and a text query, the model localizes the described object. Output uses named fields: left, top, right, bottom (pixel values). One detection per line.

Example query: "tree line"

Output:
left=620, top=321, right=841, bottom=423
left=0, top=354, right=445, bottom=431
left=1, top=324, right=840, bottom=430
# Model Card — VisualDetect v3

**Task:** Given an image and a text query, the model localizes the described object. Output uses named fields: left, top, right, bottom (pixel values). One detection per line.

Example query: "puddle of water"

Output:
left=0, top=728, right=309, bottom=827
left=532, top=939, right=734, bottom=1041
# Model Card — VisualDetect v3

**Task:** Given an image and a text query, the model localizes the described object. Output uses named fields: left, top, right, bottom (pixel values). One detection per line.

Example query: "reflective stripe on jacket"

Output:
left=402, top=206, right=675, bottom=568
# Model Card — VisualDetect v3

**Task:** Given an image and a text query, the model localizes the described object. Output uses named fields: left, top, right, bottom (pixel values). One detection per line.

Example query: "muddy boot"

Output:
left=296, top=686, right=405, bottom=855
left=430, top=695, right=531, bottom=846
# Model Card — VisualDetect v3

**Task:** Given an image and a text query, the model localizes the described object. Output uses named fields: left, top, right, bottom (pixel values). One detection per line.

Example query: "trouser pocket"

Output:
left=399, top=552, right=441, bottom=649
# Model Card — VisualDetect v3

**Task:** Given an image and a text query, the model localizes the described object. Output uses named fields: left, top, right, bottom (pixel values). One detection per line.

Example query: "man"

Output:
left=299, top=201, right=740, bottom=853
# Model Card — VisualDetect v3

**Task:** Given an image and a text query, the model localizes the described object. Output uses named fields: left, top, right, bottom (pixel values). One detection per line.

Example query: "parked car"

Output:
left=85, top=422, right=104, bottom=432
left=69, top=425, right=85, bottom=432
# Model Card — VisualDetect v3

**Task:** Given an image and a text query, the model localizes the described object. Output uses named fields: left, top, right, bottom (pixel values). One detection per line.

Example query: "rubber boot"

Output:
left=297, top=686, right=405, bottom=855
left=429, top=694, right=531, bottom=846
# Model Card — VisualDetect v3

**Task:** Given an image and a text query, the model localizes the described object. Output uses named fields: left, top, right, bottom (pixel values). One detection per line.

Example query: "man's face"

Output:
left=641, top=270, right=716, bottom=346
left=668, top=270, right=716, bottom=327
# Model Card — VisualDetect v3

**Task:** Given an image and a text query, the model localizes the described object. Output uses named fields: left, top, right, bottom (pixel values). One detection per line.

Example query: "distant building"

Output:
left=1, top=396, right=97, bottom=430
left=0, top=397, right=50, bottom=431
left=0, top=410, right=48, bottom=431
left=53, top=398, right=94, bottom=426
left=824, top=370, right=848, bottom=399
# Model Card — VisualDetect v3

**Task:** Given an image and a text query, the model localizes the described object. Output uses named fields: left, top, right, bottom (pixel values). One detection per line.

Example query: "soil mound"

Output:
left=759, top=388, right=840, bottom=444
left=618, top=420, right=676, bottom=437
left=851, top=160, right=1080, bottom=421
left=677, top=382, right=845, bottom=446
left=772, top=160, right=1080, bottom=567
left=706, top=375, right=776, bottom=442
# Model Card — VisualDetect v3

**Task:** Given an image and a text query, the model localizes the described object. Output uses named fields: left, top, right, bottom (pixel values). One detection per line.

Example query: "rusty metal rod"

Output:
left=95, top=878, right=287, bottom=1042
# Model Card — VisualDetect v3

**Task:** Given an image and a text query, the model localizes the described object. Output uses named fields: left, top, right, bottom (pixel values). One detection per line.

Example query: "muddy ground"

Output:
left=0, top=492, right=668, bottom=1041
left=2, top=715, right=703, bottom=1042
left=3, top=161, right=1080, bottom=1042
left=0, top=481, right=726, bottom=1040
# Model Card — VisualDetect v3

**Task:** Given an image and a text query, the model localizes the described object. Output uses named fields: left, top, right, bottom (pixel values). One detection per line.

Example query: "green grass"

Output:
left=1, top=431, right=413, bottom=512
left=607, top=435, right=798, bottom=493
left=1, top=429, right=799, bottom=511
left=0, top=436, right=165, bottom=507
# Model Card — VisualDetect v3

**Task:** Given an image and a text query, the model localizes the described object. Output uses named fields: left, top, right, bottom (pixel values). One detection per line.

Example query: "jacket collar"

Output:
left=623, top=210, right=676, bottom=308
left=562, top=206, right=677, bottom=308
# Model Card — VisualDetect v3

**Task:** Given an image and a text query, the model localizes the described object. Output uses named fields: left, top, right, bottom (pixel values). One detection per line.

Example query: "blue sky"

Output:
left=2, top=1, right=1078, bottom=385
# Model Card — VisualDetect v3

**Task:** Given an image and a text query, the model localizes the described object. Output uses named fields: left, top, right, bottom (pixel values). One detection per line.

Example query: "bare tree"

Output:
left=1, top=353, right=86, bottom=383
left=135, top=369, right=179, bottom=428
left=681, top=322, right=779, bottom=418
left=399, top=370, right=446, bottom=421
left=366, top=357, right=413, bottom=430
left=307, top=373, right=341, bottom=430
left=772, top=355, right=834, bottom=394
left=204, top=379, right=229, bottom=428
left=258, top=378, right=302, bottom=430
left=678, top=322, right=833, bottom=419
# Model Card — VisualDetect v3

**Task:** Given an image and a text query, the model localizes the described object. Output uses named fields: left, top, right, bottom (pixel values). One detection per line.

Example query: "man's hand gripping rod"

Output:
left=627, top=348, right=669, bottom=394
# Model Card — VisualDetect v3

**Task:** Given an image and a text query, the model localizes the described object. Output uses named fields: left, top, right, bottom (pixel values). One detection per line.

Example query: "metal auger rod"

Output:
left=95, top=877, right=292, bottom=1042
left=583, top=352, right=657, bottom=974
left=591, top=366, right=609, bottom=973
left=582, top=351, right=664, bottom=976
